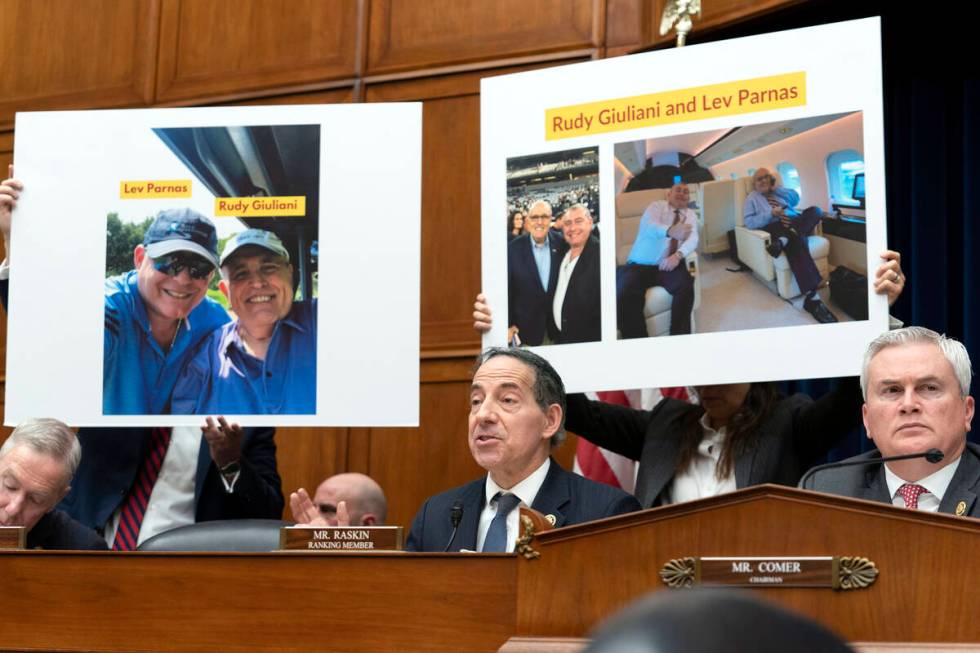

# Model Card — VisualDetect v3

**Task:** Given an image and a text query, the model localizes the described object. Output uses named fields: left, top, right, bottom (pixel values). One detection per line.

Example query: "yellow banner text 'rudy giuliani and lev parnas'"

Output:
left=545, top=72, right=806, bottom=140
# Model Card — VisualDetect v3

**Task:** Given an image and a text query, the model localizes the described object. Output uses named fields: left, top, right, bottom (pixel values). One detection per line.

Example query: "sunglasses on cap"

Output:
left=151, top=253, right=214, bottom=280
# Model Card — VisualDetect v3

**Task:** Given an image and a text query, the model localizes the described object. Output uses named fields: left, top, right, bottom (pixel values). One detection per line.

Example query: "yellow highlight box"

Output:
left=119, top=179, right=192, bottom=198
left=214, top=196, right=307, bottom=217
left=545, top=72, right=806, bottom=140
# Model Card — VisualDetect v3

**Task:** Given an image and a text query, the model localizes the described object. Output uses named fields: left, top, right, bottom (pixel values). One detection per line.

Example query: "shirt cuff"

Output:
left=0, top=258, right=9, bottom=280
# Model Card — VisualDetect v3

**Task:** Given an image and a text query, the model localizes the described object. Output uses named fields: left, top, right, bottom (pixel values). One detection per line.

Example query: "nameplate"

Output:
left=660, top=556, right=878, bottom=590
left=0, top=526, right=26, bottom=550
left=279, top=526, right=403, bottom=552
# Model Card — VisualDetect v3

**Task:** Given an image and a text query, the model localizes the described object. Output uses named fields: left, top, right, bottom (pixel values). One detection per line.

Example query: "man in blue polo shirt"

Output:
left=172, top=228, right=316, bottom=415
left=103, top=208, right=231, bottom=414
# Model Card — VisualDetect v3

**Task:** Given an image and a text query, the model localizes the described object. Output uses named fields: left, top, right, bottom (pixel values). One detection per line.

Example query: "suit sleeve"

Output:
left=791, top=376, right=864, bottom=467
left=606, top=492, right=642, bottom=517
left=565, top=392, right=661, bottom=461
left=205, top=427, right=284, bottom=519
left=404, top=500, right=429, bottom=552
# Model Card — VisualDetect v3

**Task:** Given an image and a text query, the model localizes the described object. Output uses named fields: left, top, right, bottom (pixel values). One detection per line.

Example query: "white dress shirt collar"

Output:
left=478, top=458, right=551, bottom=552
left=884, top=454, right=961, bottom=512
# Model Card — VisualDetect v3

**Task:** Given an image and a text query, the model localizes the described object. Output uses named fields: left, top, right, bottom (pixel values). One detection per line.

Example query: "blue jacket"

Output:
left=743, top=187, right=800, bottom=229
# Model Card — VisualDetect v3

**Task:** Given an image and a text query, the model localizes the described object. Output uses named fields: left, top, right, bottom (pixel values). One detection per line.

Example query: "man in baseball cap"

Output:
left=104, top=207, right=230, bottom=414
left=172, top=228, right=316, bottom=415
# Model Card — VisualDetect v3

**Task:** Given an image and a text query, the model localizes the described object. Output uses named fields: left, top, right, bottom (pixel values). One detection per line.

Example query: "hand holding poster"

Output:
left=481, top=18, right=888, bottom=393
left=6, top=104, right=421, bottom=427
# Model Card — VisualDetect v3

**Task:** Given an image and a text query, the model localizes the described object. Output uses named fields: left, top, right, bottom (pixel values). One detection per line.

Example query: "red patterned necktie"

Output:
left=897, top=483, right=928, bottom=509
left=112, top=427, right=172, bottom=551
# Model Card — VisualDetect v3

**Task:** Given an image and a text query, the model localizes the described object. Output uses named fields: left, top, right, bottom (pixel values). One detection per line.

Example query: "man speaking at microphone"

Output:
left=404, top=348, right=640, bottom=552
left=803, top=327, right=979, bottom=516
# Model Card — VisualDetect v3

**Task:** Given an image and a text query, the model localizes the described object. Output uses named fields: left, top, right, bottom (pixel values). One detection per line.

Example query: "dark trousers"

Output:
left=617, top=262, right=694, bottom=337
left=763, top=206, right=823, bottom=294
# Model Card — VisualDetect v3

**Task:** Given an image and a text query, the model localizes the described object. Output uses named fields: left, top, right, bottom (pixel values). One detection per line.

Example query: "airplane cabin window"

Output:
left=826, top=149, right=865, bottom=207
left=776, top=162, right=802, bottom=195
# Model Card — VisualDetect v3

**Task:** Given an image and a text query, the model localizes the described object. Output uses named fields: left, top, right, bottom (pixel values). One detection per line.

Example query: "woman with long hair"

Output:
left=508, top=211, right=525, bottom=241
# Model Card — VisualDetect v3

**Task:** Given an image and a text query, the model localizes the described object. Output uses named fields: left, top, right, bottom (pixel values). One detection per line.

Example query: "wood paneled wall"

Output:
left=0, top=0, right=792, bottom=529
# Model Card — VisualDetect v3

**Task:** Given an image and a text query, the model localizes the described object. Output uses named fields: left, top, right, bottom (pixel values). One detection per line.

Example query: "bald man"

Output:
left=617, top=183, right=697, bottom=337
left=290, top=473, right=387, bottom=526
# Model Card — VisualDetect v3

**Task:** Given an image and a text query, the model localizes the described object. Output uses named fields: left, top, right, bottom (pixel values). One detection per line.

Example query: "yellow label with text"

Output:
left=119, top=179, right=192, bottom=198
left=545, top=72, right=806, bottom=140
left=214, top=196, right=306, bottom=217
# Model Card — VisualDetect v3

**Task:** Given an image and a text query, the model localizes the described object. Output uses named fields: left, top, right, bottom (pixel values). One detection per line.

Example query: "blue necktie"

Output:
left=482, top=493, right=521, bottom=552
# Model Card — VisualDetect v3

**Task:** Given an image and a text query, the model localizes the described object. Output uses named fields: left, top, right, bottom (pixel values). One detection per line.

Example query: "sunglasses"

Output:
left=152, top=253, right=214, bottom=280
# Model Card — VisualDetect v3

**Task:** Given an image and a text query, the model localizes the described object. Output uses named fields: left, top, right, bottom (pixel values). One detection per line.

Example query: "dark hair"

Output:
left=509, top=211, right=524, bottom=233
left=473, top=347, right=566, bottom=446
left=675, top=383, right=782, bottom=479
left=586, top=589, right=852, bottom=653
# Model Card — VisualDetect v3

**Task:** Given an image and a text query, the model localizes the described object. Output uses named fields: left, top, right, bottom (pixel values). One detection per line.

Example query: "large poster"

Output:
left=6, top=104, right=421, bottom=427
left=481, top=18, right=888, bottom=392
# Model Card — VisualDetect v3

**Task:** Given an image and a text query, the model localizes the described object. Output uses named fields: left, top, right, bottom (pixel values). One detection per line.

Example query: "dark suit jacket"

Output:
left=549, top=235, right=601, bottom=344
left=404, top=459, right=641, bottom=552
left=507, top=232, right=564, bottom=346
left=802, top=442, right=980, bottom=517
left=59, top=427, right=284, bottom=534
left=565, top=378, right=864, bottom=508
left=27, top=509, right=108, bottom=550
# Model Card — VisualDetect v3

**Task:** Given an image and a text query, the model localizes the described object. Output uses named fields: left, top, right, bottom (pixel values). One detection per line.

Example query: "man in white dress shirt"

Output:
left=549, top=204, right=601, bottom=344
left=616, top=182, right=698, bottom=337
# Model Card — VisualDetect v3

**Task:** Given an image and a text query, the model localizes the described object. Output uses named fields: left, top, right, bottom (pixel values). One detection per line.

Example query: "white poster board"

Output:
left=6, top=104, right=421, bottom=427
left=481, top=18, right=888, bottom=393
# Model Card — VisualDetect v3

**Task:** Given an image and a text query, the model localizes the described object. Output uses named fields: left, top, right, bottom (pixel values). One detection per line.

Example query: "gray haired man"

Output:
left=0, top=419, right=106, bottom=549
left=802, top=327, right=978, bottom=516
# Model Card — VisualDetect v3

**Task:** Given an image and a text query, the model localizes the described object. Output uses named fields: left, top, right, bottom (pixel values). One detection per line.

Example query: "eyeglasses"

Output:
left=152, top=253, right=214, bottom=280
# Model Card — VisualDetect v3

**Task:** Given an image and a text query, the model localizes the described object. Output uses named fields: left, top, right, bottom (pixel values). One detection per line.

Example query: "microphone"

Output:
left=800, top=448, right=944, bottom=490
left=443, top=501, right=464, bottom=552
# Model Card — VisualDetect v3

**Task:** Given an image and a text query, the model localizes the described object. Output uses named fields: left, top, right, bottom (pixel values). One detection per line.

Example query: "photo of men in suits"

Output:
left=505, top=147, right=601, bottom=346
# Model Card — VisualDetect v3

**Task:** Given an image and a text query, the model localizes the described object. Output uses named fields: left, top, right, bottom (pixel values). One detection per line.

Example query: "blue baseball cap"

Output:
left=143, top=208, right=219, bottom=268
left=219, top=228, right=291, bottom=267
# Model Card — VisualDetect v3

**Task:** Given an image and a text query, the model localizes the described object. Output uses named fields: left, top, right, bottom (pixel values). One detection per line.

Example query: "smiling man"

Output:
left=171, top=228, right=316, bottom=415
left=617, top=182, right=698, bottom=338
left=507, top=200, right=564, bottom=346
left=549, top=203, right=601, bottom=344
left=803, top=327, right=979, bottom=515
left=404, top=348, right=640, bottom=552
left=102, top=208, right=231, bottom=414
left=0, top=418, right=106, bottom=550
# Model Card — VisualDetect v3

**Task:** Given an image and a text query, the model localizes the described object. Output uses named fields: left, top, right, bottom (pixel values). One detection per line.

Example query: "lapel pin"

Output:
left=546, top=514, right=557, bottom=525
left=956, top=501, right=967, bottom=516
